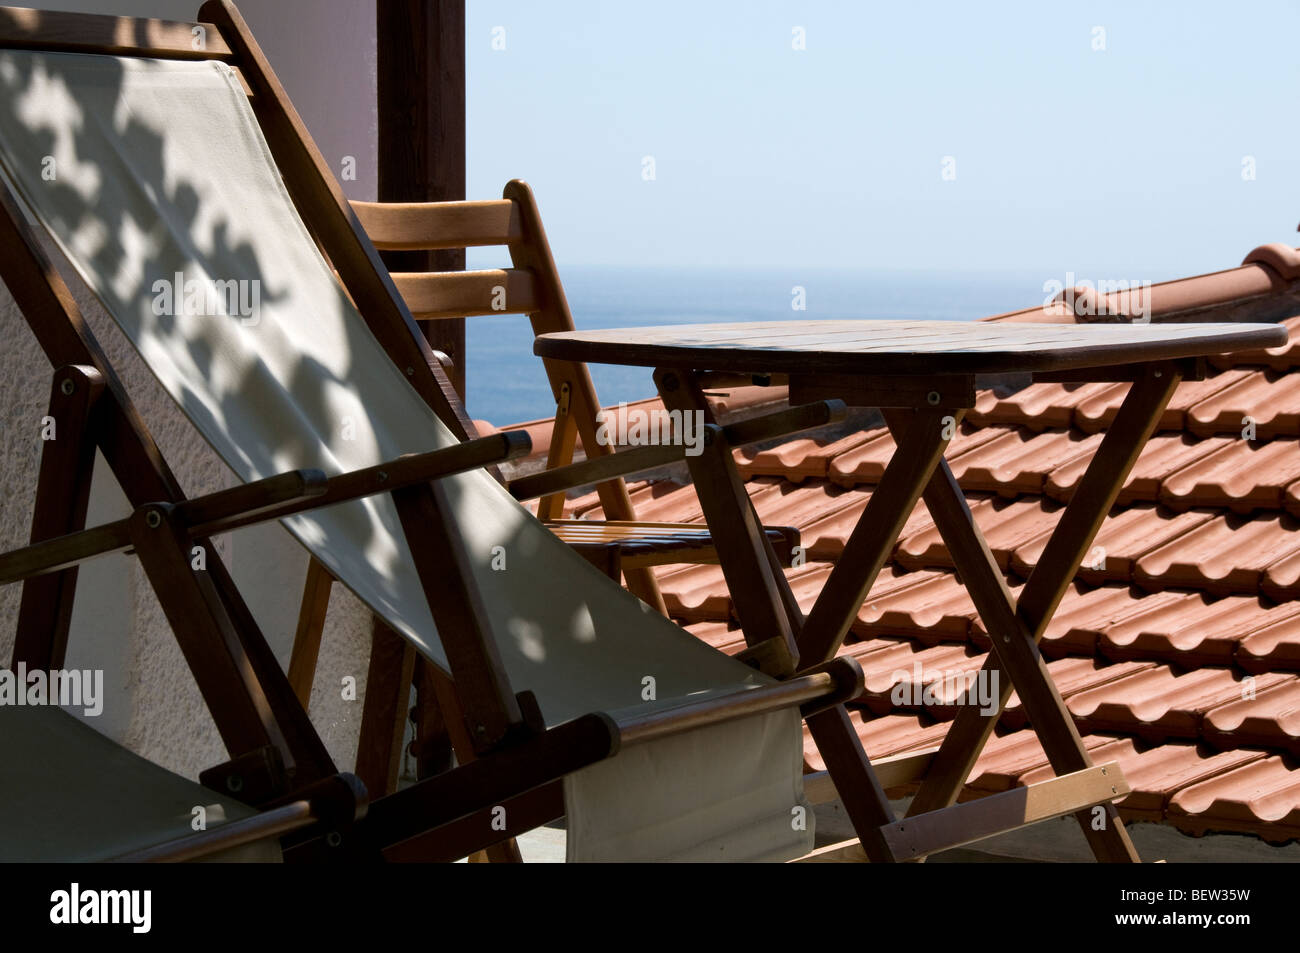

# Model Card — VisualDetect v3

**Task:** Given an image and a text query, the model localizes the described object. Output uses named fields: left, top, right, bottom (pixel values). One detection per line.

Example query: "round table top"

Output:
left=535, top=319, right=1288, bottom=376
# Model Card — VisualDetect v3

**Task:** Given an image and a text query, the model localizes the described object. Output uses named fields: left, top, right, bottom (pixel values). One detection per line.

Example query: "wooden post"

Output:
left=376, top=0, right=467, bottom=398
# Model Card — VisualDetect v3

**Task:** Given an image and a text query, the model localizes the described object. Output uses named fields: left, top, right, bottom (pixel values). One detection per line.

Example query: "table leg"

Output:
left=889, top=364, right=1181, bottom=862
left=796, top=406, right=960, bottom=666
left=655, top=367, right=803, bottom=673
left=655, top=368, right=912, bottom=859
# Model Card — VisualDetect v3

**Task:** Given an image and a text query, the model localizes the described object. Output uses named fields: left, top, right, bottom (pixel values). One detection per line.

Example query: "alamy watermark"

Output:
left=151, top=273, right=261, bottom=326
left=1043, top=272, right=1152, bottom=322
left=889, top=664, right=999, bottom=716
left=0, top=664, right=103, bottom=716
left=50, top=883, right=150, bottom=933
left=594, top=402, right=706, bottom=457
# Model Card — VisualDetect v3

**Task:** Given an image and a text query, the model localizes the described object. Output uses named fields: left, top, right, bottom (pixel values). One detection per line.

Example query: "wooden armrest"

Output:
left=0, top=431, right=531, bottom=585
left=111, top=772, right=367, bottom=863
left=615, top=657, right=862, bottom=747
left=509, top=399, right=847, bottom=501
left=184, top=431, right=531, bottom=537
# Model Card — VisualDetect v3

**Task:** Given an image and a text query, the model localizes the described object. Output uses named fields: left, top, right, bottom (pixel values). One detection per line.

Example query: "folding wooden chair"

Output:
left=0, top=0, right=865, bottom=862
left=349, top=186, right=801, bottom=617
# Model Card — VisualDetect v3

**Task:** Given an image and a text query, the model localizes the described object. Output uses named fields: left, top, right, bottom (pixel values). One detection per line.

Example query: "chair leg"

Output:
left=425, top=667, right=525, bottom=862
left=411, top=657, right=455, bottom=778
left=287, top=556, right=334, bottom=709
left=12, top=364, right=103, bottom=671
left=130, top=504, right=316, bottom=777
left=355, top=619, right=417, bottom=797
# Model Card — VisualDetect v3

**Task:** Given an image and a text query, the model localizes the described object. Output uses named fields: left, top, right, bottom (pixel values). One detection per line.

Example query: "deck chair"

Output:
left=1, top=705, right=364, bottom=861
left=0, top=1, right=866, bottom=862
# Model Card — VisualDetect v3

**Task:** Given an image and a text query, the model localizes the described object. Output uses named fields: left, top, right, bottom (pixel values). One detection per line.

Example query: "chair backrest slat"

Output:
left=352, top=199, right=523, bottom=251
left=0, top=6, right=234, bottom=59
left=390, top=268, right=540, bottom=320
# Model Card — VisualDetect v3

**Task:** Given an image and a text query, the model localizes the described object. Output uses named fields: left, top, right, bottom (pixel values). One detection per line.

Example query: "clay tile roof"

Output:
left=1157, top=438, right=1300, bottom=512
left=513, top=242, right=1300, bottom=844
left=1210, top=315, right=1300, bottom=371
left=1169, top=757, right=1300, bottom=842
left=1012, top=504, right=1216, bottom=583
left=1237, top=613, right=1300, bottom=674
left=1047, top=432, right=1230, bottom=505
left=1134, top=513, right=1300, bottom=595
left=1184, top=371, right=1300, bottom=439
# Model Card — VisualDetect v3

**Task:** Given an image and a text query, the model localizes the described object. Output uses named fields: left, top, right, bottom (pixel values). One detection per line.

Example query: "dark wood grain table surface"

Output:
left=535, top=319, right=1287, bottom=376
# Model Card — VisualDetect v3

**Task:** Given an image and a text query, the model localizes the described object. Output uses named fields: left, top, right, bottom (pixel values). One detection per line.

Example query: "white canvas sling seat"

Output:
left=0, top=705, right=278, bottom=862
left=0, top=50, right=814, bottom=861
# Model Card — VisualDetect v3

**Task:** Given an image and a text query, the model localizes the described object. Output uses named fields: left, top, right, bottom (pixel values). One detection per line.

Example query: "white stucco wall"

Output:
left=0, top=0, right=379, bottom=781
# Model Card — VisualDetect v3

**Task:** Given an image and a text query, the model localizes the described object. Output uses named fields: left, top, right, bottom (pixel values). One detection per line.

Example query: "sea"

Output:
left=464, top=265, right=1048, bottom=427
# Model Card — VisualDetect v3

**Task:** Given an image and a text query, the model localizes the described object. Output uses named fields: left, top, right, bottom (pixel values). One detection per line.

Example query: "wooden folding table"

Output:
left=536, top=318, right=1287, bottom=862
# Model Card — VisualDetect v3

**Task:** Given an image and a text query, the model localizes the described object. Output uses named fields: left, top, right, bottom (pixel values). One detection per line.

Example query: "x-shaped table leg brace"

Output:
left=878, top=364, right=1181, bottom=862
left=661, top=361, right=1179, bottom=862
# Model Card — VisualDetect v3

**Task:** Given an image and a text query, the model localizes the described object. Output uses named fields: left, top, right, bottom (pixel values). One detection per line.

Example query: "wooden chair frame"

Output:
left=349, top=183, right=800, bottom=615
left=0, top=0, right=868, bottom=862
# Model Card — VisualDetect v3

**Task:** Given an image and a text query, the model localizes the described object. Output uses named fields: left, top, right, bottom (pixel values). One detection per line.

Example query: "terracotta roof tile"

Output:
left=826, top=422, right=1008, bottom=488
left=899, top=496, right=1061, bottom=572
left=1185, top=370, right=1300, bottom=439
left=1002, top=658, right=1157, bottom=730
left=799, top=492, right=935, bottom=561
left=857, top=570, right=995, bottom=644
left=1168, top=757, right=1300, bottom=842
left=1210, top=315, right=1300, bottom=371
left=1158, top=437, right=1300, bottom=513
left=1035, top=583, right=1157, bottom=658
left=682, top=620, right=747, bottom=655
left=1100, top=592, right=1300, bottom=668
left=737, top=430, right=878, bottom=483
left=568, top=477, right=706, bottom=522
left=1068, top=666, right=1286, bottom=741
left=1045, top=433, right=1230, bottom=506
left=1202, top=677, right=1300, bottom=755
left=966, top=382, right=1118, bottom=432
left=656, top=563, right=730, bottom=621
left=857, top=642, right=990, bottom=717
left=1238, top=613, right=1300, bottom=674
left=776, top=563, right=991, bottom=643
left=802, top=711, right=949, bottom=773
left=964, top=730, right=1125, bottom=795
left=1072, top=373, right=1247, bottom=435
left=1011, top=504, right=1216, bottom=584
left=947, top=427, right=1105, bottom=497
left=702, top=480, right=925, bottom=561
left=1261, top=546, right=1300, bottom=602
left=1134, top=512, right=1300, bottom=595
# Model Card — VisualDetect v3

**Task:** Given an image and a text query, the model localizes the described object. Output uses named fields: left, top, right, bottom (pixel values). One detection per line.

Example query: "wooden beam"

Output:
left=882, top=763, right=1130, bottom=861
left=377, top=0, right=467, bottom=397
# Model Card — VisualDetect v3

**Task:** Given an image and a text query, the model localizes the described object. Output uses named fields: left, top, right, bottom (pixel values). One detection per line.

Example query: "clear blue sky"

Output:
left=466, top=1, right=1300, bottom=282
